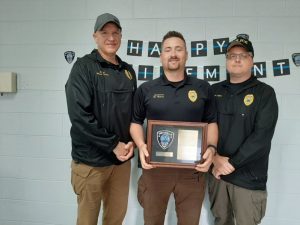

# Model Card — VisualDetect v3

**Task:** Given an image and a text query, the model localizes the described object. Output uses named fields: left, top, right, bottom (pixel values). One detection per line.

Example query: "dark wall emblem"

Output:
left=64, top=51, right=75, bottom=64
left=157, top=130, right=174, bottom=150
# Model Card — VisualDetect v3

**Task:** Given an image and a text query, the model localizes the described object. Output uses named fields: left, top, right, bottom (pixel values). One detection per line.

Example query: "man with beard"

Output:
left=130, top=31, right=218, bottom=225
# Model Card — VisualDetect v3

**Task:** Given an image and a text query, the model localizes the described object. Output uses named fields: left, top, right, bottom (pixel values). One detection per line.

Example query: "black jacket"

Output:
left=65, top=49, right=137, bottom=167
left=212, top=76, right=278, bottom=190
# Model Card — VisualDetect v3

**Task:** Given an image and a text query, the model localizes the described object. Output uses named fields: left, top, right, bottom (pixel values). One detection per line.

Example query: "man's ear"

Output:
left=92, top=32, right=96, bottom=40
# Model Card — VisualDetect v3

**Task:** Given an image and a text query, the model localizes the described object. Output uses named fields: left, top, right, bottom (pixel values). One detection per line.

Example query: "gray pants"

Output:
left=208, top=174, right=267, bottom=225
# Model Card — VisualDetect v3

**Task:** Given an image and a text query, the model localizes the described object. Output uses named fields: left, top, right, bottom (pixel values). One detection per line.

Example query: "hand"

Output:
left=212, top=154, right=235, bottom=179
left=118, top=141, right=135, bottom=161
left=195, top=146, right=215, bottom=172
left=138, top=144, right=154, bottom=169
left=113, top=142, right=128, bottom=162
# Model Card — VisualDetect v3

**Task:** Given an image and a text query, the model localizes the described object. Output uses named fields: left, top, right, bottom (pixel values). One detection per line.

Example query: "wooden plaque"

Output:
left=146, top=120, right=208, bottom=169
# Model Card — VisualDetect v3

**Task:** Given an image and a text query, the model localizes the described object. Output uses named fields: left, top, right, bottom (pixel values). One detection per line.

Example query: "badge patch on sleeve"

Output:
left=188, top=90, right=198, bottom=102
left=244, top=94, right=254, bottom=106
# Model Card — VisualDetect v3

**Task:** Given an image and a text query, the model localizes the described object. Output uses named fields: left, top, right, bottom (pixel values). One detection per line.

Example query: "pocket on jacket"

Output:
left=98, top=89, right=133, bottom=130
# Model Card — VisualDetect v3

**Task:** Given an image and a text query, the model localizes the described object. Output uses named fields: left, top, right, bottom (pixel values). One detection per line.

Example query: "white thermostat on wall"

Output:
left=0, top=72, right=17, bottom=94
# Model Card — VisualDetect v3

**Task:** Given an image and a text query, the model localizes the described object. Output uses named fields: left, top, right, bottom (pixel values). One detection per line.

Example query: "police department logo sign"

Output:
left=64, top=51, right=75, bottom=64
left=244, top=94, right=254, bottom=106
left=188, top=90, right=198, bottom=102
left=157, top=130, right=174, bottom=150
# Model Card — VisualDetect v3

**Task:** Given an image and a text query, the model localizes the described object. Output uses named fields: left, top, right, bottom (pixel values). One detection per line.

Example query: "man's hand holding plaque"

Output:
left=138, top=143, right=155, bottom=170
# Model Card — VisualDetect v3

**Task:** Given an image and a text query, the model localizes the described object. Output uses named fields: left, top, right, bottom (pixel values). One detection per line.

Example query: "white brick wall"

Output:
left=0, top=0, right=299, bottom=224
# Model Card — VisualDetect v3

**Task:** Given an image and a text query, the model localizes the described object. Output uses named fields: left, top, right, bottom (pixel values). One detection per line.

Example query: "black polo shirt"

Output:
left=132, top=73, right=217, bottom=124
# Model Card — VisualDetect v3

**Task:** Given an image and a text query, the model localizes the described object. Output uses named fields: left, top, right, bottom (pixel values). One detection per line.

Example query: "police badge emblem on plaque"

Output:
left=64, top=51, right=75, bottom=64
left=157, top=130, right=174, bottom=150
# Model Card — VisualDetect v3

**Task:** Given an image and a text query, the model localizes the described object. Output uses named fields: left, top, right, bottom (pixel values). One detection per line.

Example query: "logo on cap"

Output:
left=226, top=34, right=254, bottom=56
left=64, top=51, right=75, bottom=64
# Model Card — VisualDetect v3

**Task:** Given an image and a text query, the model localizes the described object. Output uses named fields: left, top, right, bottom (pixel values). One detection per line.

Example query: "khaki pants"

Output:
left=208, top=174, right=267, bottom=225
left=137, top=168, right=206, bottom=225
left=71, top=160, right=131, bottom=225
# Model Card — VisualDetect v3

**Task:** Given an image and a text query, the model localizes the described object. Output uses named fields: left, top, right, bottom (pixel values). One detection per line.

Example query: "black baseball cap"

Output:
left=94, top=13, right=122, bottom=32
left=226, top=34, right=254, bottom=56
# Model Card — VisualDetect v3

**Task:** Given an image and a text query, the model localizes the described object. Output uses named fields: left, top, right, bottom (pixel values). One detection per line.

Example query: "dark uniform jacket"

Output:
left=212, top=76, right=278, bottom=190
left=65, top=49, right=137, bottom=167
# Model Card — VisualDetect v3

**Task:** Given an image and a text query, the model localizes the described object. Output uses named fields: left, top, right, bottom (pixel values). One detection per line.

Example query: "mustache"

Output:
left=168, top=56, right=179, bottom=61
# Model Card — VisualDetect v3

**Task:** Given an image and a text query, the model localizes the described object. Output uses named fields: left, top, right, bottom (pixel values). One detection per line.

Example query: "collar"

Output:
left=222, top=76, right=260, bottom=93
left=92, top=49, right=127, bottom=70
left=159, top=72, right=193, bottom=87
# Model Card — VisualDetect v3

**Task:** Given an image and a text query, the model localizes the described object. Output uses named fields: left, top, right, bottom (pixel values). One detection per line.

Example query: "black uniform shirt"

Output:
left=132, top=73, right=217, bottom=124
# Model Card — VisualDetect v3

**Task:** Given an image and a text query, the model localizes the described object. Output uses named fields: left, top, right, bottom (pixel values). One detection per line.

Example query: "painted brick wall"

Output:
left=0, top=0, right=299, bottom=224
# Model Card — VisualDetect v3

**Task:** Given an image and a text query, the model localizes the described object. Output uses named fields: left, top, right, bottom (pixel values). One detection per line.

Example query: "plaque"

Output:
left=146, top=120, right=208, bottom=169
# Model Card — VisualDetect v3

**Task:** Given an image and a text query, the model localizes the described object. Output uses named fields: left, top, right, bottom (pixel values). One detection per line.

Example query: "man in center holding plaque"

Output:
left=130, top=31, right=218, bottom=225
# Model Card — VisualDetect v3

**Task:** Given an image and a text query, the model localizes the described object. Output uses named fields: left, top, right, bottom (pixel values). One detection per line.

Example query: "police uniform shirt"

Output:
left=132, top=73, right=217, bottom=124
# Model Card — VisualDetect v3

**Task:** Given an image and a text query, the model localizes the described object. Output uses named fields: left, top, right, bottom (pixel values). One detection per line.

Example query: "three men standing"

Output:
left=66, top=16, right=278, bottom=225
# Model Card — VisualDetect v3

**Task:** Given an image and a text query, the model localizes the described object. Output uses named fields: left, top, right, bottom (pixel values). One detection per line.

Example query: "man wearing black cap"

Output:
left=208, top=34, right=278, bottom=225
left=65, top=13, right=137, bottom=225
